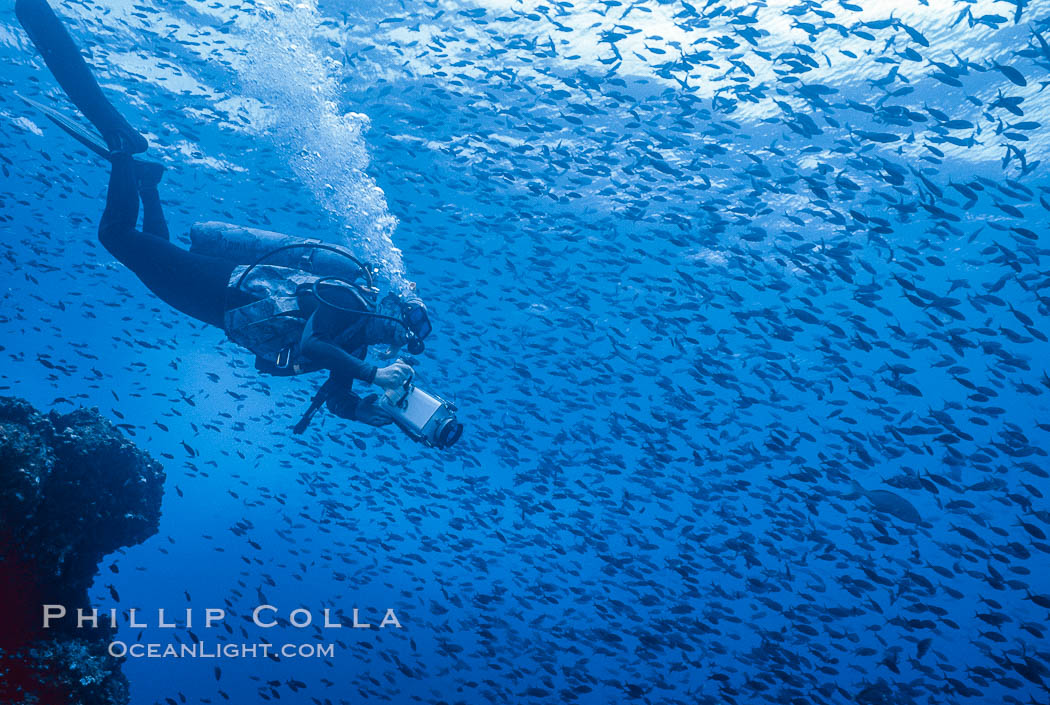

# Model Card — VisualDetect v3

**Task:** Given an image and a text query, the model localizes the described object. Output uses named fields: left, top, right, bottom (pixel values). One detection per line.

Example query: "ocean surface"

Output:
left=2, top=0, right=1050, bottom=703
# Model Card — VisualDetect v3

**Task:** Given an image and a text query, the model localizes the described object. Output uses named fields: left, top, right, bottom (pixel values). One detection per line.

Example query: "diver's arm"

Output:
left=303, top=340, right=413, bottom=389
left=300, top=312, right=414, bottom=388
left=302, top=337, right=378, bottom=384
left=299, top=311, right=377, bottom=384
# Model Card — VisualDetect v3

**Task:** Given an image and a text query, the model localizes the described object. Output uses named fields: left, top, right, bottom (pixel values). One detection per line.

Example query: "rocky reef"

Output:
left=0, top=397, right=164, bottom=705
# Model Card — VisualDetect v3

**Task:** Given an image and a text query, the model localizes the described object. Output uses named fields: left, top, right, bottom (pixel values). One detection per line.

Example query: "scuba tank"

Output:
left=189, top=221, right=371, bottom=284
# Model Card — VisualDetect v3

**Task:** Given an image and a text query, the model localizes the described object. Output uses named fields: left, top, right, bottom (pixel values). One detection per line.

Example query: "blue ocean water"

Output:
left=2, top=0, right=1049, bottom=703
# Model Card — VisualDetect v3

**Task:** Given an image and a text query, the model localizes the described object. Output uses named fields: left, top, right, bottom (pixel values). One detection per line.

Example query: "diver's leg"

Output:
left=138, top=187, right=169, bottom=241
left=98, top=156, right=236, bottom=328
left=98, top=153, right=140, bottom=243
left=16, top=0, right=148, bottom=153
left=135, top=162, right=169, bottom=241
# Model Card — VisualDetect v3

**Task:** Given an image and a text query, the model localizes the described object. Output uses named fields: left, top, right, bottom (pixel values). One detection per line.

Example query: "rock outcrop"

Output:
left=0, top=397, right=164, bottom=705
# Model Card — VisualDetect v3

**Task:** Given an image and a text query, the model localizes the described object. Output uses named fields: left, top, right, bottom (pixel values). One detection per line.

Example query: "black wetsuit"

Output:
left=21, top=0, right=394, bottom=426
left=98, top=160, right=387, bottom=425
left=100, top=157, right=386, bottom=389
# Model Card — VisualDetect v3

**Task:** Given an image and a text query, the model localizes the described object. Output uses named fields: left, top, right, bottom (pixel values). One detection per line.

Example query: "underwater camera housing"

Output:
left=378, top=382, right=463, bottom=449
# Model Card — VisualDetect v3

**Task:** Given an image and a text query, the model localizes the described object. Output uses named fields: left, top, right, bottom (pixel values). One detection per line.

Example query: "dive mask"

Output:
left=400, top=296, right=431, bottom=354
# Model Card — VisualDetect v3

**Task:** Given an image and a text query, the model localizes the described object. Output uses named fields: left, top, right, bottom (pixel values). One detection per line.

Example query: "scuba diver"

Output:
left=15, top=0, right=461, bottom=448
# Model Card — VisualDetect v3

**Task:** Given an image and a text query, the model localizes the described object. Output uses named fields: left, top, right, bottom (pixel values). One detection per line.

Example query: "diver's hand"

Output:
left=374, top=361, right=413, bottom=390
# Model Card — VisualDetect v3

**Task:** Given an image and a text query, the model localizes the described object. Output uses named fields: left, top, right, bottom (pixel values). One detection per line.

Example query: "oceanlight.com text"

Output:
left=109, top=641, right=336, bottom=659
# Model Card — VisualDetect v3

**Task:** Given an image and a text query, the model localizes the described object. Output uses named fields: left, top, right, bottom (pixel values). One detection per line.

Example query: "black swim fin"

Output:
left=16, top=0, right=148, bottom=154
left=17, top=91, right=164, bottom=189
left=16, top=91, right=110, bottom=159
